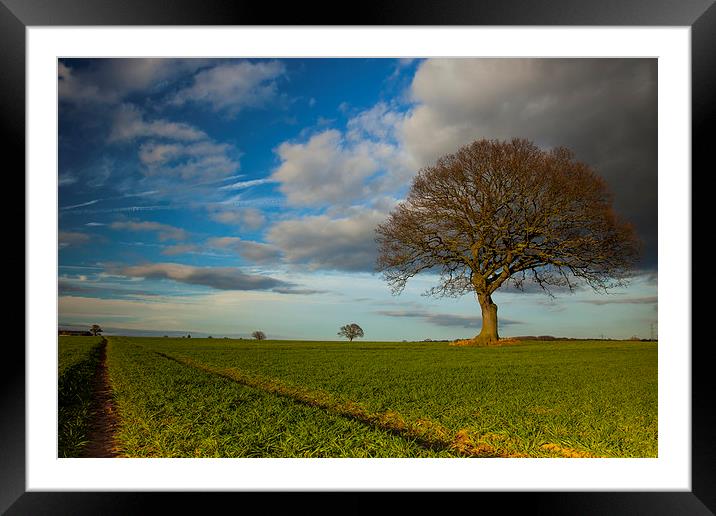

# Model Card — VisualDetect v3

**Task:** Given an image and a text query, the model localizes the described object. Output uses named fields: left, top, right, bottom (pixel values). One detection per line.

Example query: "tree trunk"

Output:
left=473, top=293, right=500, bottom=346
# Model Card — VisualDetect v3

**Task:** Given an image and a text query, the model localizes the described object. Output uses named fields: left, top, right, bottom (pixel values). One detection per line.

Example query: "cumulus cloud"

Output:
left=271, top=129, right=410, bottom=207
left=207, top=237, right=281, bottom=264
left=110, top=220, right=188, bottom=241
left=266, top=208, right=385, bottom=272
left=169, top=60, right=286, bottom=115
left=112, top=262, right=291, bottom=291
left=376, top=309, right=523, bottom=328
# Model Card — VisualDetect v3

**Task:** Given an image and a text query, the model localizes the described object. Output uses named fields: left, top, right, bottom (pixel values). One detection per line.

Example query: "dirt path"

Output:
left=81, top=338, right=120, bottom=458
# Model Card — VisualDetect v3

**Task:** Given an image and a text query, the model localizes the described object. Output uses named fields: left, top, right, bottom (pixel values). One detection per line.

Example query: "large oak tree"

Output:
left=375, top=138, right=641, bottom=346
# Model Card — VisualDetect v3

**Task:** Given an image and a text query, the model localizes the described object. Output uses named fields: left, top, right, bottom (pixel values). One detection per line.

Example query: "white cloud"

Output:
left=137, top=143, right=182, bottom=165
left=107, top=105, right=240, bottom=182
left=271, top=129, right=410, bottom=208
left=219, top=178, right=273, bottom=191
left=346, top=102, right=404, bottom=142
left=58, top=172, right=78, bottom=187
left=59, top=59, right=211, bottom=105
left=208, top=208, right=266, bottom=230
left=169, top=60, right=286, bottom=115
left=61, top=199, right=99, bottom=211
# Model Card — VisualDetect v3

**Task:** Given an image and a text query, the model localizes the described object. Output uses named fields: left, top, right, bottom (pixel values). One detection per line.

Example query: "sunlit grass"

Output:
left=122, top=337, right=657, bottom=458
left=107, top=337, right=456, bottom=457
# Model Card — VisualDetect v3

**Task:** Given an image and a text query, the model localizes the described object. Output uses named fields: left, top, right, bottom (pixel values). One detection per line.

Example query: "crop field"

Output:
left=58, top=335, right=104, bottom=457
left=99, top=336, right=657, bottom=458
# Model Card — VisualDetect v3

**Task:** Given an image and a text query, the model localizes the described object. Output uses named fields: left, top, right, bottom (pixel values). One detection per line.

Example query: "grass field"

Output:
left=58, top=335, right=104, bottom=457
left=101, top=336, right=657, bottom=458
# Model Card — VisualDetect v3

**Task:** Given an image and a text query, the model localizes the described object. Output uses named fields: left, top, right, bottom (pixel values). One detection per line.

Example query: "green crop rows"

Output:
left=106, top=337, right=454, bottom=457
left=58, top=336, right=104, bottom=457
left=102, top=337, right=657, bottom=458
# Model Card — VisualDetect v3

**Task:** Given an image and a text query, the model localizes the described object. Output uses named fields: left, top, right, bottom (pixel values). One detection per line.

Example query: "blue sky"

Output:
left=58, top=58, right=658, bottom=340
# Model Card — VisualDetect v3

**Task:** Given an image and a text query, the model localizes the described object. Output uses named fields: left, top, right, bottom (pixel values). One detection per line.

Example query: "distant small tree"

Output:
left=90, top=324, right=103, bottom=336
left=187, top=334, right=191, bottom=339
left=252, top=331, right=267, bottom=341
left=338, top=323, right=364, bottom=342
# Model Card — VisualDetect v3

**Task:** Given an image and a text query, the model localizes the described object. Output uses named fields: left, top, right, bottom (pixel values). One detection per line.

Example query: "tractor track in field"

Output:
left=153, top=351, right=527, bottom=458
left=81, top=338, right=120, bottom=458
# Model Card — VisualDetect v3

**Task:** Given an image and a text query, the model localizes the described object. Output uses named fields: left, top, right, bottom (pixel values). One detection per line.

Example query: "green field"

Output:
left=100, top=336, right=657, bottom=458
left=58, top=335, right=104, bottom=457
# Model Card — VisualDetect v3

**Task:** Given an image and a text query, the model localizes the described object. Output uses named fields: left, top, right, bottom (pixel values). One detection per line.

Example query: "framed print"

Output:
left=6, top=0, right=711, bottom=513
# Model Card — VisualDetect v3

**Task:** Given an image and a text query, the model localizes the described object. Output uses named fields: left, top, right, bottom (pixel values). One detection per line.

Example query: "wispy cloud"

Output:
left=207, top=237, right=282, bottom=264
left=108, top=104, right=206, bottom=143
left=59, top=173, right=78, bottom=187
left=61, top=199, right=99, bottom=210
left=110, top=220, right=188, bottom=241
left=208, top=207, right=266, bottom=230
left=219, top=178, right=273, bottom=191
left=579, top=296, right=657, bottom=306
left=376, top=309, right=523, bottom=328
left=59, top=231, right=91, bottom=248
left=59, top=59, right=211, bottom=105
left=161, top=244, right=200, bottom=256
left=68, top=205, right=173, bottom=215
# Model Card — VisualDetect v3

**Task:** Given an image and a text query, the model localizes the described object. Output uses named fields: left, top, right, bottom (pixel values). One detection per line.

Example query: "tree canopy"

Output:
left=376, top=138, right=641, bottom=345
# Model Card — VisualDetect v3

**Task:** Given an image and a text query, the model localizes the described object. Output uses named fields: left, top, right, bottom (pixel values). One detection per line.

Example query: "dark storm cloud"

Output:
left=403, top=58, right=658, bottom=269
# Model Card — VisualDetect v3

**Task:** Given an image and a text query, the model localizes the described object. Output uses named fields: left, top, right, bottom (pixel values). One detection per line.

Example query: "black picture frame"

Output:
left=6, top=0, right=709, bottom=513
